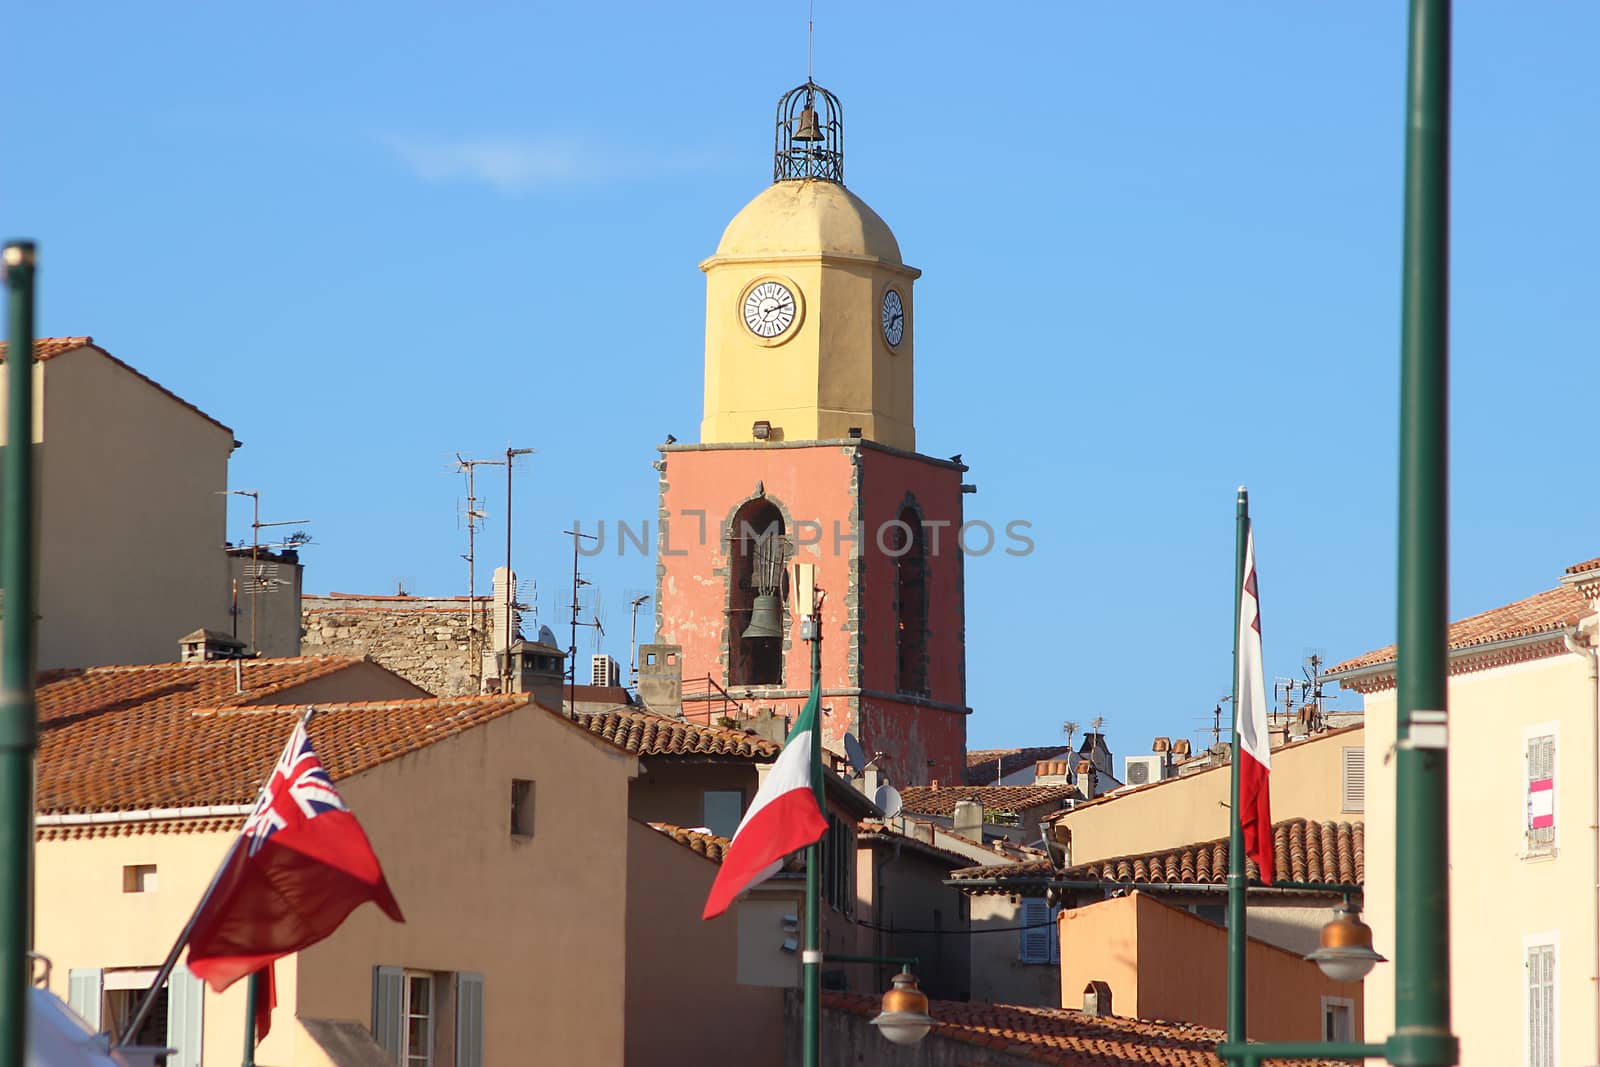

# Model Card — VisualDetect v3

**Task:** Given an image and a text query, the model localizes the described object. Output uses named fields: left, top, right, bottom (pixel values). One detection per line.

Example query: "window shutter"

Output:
left=1527, top=944, right=1555, bottom=1067
left=1019, top=897, right=1050, bottom=963
left=166, top=964, right=205, bottom=1067
left=372, top=966, right=404, bottom=1063
left=67, top=969, right=103, bottom=1030
left=1342, top=748, right=1365, bottom=813
left=455, top=972, right=485, bottom=1067
left=1526, top=735, right=1556, bottom=852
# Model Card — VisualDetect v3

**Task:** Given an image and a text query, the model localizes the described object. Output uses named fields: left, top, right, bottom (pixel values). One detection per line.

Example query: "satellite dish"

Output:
left=874, top=784, right=903, bottom=819
left=843, top=732, right=868, bottom=774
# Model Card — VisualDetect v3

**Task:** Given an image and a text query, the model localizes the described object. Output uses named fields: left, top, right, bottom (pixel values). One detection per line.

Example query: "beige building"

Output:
left=0, top=337, right=238, bottom=669
left=1046, top=723, right=1366, bottom=867
left=31, top=655, right=845, bottom=1067
left=1329, top=556, right=1600, bottom=1067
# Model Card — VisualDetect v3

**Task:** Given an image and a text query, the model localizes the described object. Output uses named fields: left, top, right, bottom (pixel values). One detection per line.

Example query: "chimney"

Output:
left=953, top=799, right=983, bottom=841
left=1082, top=981, right=1112, bottom=1016
left=179, top=628, right=246, bottom=663
left=930, top=778, right=940, bottom=791
left=637, top=644, right=684, bottom=718
left=1035, top=760, right=1072, bottom=787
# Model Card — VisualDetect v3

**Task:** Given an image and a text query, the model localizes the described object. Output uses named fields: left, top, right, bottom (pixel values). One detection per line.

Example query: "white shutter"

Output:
left=455, top=972, right=484, bottom=1067
left=166, top=964, right=205, bottom=1067
left=1526, top=735, right=1556, bottom=853
left=373, top=966, right=404, bottom=1063
left=1342, top=747, right=1365, bottom=813
left=68, top=969, right=103, bottom=1031
left=1019, top=898, right=1050, bottom=963
left=1527, top=943, right=1555, bottom=1067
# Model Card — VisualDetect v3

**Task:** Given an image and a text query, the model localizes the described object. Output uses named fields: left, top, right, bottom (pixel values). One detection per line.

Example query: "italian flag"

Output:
left=702, top=681, right=828, bottom=920
left=1237, top=521, right=1274, bottom=884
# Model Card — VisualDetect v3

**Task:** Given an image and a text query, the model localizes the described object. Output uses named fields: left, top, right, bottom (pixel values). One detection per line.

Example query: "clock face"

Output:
left=881, top=289, right=905, bottom=347
left=743, top=281, right=798, bottom=339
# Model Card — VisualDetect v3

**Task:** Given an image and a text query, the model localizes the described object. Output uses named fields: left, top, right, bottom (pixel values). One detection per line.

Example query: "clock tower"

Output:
left=655, top=82, right=968, bottom=784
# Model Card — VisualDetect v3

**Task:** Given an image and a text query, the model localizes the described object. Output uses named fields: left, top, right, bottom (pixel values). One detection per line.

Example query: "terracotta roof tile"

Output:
left=0, top=336, right=234, bottom=434
left=1065, top=819, right=1362, bottom=887
left=949, top=857, right=1055, bottom=883
left=899, top=784, right=1079, bottom=818
left=965, top=746, right=1073, bottom=785
left=1330, top=582, right=1593, bottom=675
left=569, top=709, right=780, bottom=759
left=35, top=658, right=530, bottom=813
left=646, top=822, right=731, bottom=864
left=823, top=993, right=1343, bottom=1066
left=1567, top=557, right=1600, bottom=575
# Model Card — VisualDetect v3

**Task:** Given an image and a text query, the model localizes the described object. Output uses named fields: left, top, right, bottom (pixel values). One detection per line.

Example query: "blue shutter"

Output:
left=372, top=966, right=404, bottom=1063
left=455, top=972, right=484, bottom=1067
left=166, top=963, right=205, bottom=1067
left=67, top=969, right=102, bottom=1031
left=1019, top=897, right=1050, bottom=963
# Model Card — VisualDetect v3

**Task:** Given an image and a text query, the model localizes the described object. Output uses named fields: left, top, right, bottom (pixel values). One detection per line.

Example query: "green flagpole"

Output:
left=242, top=971, right=259, bottom=1067
left=802, top=596, right=823, bottom=1067
left=1226, top=488, right=1249, bottom=1045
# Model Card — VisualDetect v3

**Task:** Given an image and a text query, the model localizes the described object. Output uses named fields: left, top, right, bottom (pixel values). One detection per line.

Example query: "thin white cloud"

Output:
left=376, top=133, right=708, bottom=195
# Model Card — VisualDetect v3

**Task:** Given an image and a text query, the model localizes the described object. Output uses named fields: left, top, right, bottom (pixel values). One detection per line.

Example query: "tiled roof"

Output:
left=950, top=820, right=1362, bottom=892
left=0, top=336, right=234, bottom=434
left=1330, top=583, right=1593, bottom=676
left=900, top=784, right=1079, bottom=818
left=570, top=709, right=781, bottom=759
left=1567, top=557, right=1600, bottom=575
left=823, top=993, right=1339, bottom=1066
left=36, top=658, right=530, bottom=813
left=1068, top=819, right=1362, bottom=887
left=966, top=746, right=1073, bottom=785
left=646, top=822, right=731, bottom=864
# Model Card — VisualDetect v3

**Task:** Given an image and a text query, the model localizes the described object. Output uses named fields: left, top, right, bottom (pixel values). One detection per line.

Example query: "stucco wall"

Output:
left=295, top=706, right=639, bottom=1066
left=861, top=843, right=971, bottom=1002
left=969, top=895, right=1060, bottom=1006
left=1055, top=726, right=1364, bottom=865
left=1359, top=648, right=1599, bottom=1067
left=629, top=760, right=755, bottom=832
left=624, top=821, right=784, bottom=1067
left=1060, top=893, right=1364, bottom=1042
left=302, top=594, right=492, bottom=696
left=22, top=347, right=234, bottom=669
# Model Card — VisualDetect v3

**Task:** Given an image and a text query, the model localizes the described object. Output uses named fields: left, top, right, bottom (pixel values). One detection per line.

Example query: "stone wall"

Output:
left=301, top=593, right=491, bottom=697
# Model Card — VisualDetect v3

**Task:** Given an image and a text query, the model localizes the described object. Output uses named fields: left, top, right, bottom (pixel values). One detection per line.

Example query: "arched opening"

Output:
left=893, top=506, right=929, bottom=696
left=729, top=499, right=786, bottom=687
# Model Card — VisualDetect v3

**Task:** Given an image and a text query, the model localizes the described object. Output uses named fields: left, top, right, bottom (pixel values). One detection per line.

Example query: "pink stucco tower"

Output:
left=651, top=82, right=968, bottom=784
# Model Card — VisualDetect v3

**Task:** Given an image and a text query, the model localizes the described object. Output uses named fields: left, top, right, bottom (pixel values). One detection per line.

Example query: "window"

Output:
left=1322, top=996, right=1354, bottom=1042
left=891, top=505, right=929, bottom=696
left=818, top=813, right=853, bottom=913
left=703, top=790, right=744, bottom=838
left=374, top=967, right=483, bottom=1067
left=122, top=864, right=159, bottom=893
left=1526, top=941, right=1556, bottom=1067
left=1341, top=747, right=1365, bottom=813
left=70, top=964, right=204, bottom=1067
left=1526, top=733, right=1556, bottom=856
left=510, top=780, right=534, bottom=838
left=1019, top=897, right=1060, bottom=964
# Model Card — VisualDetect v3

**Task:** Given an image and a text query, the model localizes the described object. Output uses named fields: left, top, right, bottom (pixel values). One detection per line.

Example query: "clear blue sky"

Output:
left=6, top=4, right=1596, bottom=758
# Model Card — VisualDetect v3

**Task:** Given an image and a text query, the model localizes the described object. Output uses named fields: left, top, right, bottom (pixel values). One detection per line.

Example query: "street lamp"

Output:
left=1305, top=902, right=1386, bottom=983
left=870, top=968, right=935, bottom=1047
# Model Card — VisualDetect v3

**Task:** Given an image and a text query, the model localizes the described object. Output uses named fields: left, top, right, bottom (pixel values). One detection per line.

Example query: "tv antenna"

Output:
left=220, top=490, right=310, bottom=655
left=501, top=446, right=536, bottom=662
left=628, top=592, right=652, bottom=688
left=455, top=453, right=505, bottom=687
left=564, top=527, right=600, bottom=712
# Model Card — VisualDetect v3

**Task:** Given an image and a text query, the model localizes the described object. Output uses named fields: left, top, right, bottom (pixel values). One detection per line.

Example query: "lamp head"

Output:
left=1305, top=903, right=1386, bottom=982
left=871, top=971, right=934, bottom=1046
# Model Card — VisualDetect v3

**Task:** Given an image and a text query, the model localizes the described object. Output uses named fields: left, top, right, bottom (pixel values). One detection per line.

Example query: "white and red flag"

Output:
left=702, top=680, right=828, bottom=920
left=1237, top=522, right=1274, bottom=884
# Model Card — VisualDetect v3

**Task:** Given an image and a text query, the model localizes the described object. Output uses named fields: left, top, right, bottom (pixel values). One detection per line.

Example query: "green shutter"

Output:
left=373, top=966, right=404, bottom=1063
left=456, top=972, right=484, bottom=1067
left=166, top=964, right=205, bottom=1067
left=67, top=969, right=102, bottom=1031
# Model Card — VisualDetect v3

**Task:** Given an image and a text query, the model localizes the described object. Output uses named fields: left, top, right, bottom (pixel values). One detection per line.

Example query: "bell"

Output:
left=742, top=594, right=785, bottom=639
left=792, top=107, right=824, bottom=142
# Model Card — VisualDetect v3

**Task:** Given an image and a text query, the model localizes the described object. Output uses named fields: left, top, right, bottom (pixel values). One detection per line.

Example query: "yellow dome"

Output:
left=711, top=180, right=902, bottom=265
